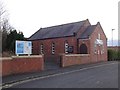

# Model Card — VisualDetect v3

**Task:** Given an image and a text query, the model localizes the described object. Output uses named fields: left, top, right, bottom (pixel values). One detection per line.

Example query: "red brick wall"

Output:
left=31, top=21, right=107, bottom=65
left=1, top=55, right=44, bottom=76
left=32, top=37, right=77, bottom=60
left=90, top=23, right=107, bottom=62
left=78, top=39, right=90, bottom=54
left=76, top=19, right=91, bottom=38
left=78, top=23, right=107, bottom=63
left=61, top=54, right=90, bottom=67
left=79, top=54, right=91, bottom=64
left=32, top=41, right=40, bottom=55
left=60, top=23, right=107, bottom=67
left=0, top=58, right=12, bottom=76
left=31, top=19, right=91, bottom=61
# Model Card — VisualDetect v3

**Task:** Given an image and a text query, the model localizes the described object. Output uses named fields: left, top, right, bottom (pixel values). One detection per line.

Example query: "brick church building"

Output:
left=29, top=19, right=107, bottom=65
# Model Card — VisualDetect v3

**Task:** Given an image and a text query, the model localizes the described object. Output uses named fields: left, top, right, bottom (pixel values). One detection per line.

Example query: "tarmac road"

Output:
left=9, top=61, right=118, bottom=88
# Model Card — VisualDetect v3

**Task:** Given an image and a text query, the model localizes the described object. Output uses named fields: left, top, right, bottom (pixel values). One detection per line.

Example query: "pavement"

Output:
left=2, top=61, right=118, bottom=88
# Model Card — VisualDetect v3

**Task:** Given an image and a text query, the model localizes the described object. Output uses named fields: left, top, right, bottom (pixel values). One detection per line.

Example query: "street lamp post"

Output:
left=112, top=29, right=115, bottom=46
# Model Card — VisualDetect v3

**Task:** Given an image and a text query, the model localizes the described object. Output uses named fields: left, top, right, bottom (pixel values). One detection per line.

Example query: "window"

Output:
left=101, top=45, right=104, bottom=54
left=40, top=44, right=43, bottom=54
left=52, top=43, right=55, bottom=54
left=79, top=44, right=88, bottom=54
left=94, top=43, right=97, bottom=54
left=65, top=41, right=69, bottom=54
left=68, top=46, right=74, bottom=53
left=102, top=45, right=104, bottom=52
left=98, top=33, right=101, bottom=40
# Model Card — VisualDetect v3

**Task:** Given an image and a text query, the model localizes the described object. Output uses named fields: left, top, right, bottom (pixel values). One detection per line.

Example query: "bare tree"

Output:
left=0, top=1, right=6, bottom=30
left=0, top=1, right=9, bottom=54
left=0, top=1, right=5, bottom=56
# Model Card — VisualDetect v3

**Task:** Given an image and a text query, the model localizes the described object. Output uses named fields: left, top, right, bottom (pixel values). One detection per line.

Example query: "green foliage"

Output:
left=6, top=30, right=24, bottom=52
left=108, top=49, right=120, bottom=61
left=2, top=29, right=8, bottom=51
left=117, top=50, right=120, bottom=60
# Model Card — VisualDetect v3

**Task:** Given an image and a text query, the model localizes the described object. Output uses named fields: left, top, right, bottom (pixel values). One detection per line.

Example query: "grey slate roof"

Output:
left=79, top=25, right=97, bottom=39
left=28, top=20, right=85, bottom=40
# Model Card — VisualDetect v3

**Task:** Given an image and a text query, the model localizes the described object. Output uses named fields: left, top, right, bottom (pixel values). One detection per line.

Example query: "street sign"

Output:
left=68, top=46, right=74, bottom=53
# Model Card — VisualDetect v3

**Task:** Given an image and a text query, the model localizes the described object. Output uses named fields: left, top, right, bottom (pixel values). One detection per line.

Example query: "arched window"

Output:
left=40, top=44, right=44, bottom=54
left=79, top=44, right=88, bottom=54
left=65, top=41, right=69, bottom=54
left=94, top=42, right=97, bottom=54
left=98, top=33, right=101, bottom=39
left=52, top=42, right=55, bottom=55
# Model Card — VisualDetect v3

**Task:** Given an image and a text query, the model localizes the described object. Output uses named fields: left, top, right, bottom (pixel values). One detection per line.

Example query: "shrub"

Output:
left=117, top=50, right=120, bottom=60
left=108, top=49, right=120, bottom=61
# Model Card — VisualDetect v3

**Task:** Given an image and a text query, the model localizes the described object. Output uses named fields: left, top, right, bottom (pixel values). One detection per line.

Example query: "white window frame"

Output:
left=65, top=41, right=69, bottom=54
left=52, top=43, right=55, bottom=55
left=94, top=43, right=97, bottom=54
left=40, top=44, right=43, bottom=54
left=98, top=33, right=101, bottom=40
left=101, top=45, right=104, bottom=54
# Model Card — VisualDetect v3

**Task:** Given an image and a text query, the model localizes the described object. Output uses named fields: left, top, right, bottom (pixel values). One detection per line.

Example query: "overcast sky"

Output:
left=3, top=0, right=119, bottom=43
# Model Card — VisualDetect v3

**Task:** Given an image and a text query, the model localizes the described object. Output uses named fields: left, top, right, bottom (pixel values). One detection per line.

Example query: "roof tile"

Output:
left=28, top=20, right=85, bottom=40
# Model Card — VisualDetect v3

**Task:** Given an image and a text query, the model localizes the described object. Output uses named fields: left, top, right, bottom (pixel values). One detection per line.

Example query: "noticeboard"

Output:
left=15, top=40, right=32, bottom=55
left=68, top=46, right=74, bottom=53
left=95, top=39, right=103, bottom=45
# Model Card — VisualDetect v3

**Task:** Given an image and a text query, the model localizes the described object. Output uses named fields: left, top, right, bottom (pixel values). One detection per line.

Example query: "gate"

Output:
left=44, top=55, right=61, bottom=70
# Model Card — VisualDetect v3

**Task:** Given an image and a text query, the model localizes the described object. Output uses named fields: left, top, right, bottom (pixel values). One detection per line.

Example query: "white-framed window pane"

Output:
left=65, top=42, right=68, bottom=54
left=98, top=33, right=100, bottom=39
left=52, top=43, right=55, bottom=54
left=94, top=41, right=97, bottom=54
left=40, top=44, right=43, bottom=54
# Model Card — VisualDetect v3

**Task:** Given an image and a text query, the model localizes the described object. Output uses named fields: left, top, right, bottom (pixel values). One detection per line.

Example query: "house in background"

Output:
left=108, top=46, right=120, bottom=51
left=28, top=19, right=107, bottom=67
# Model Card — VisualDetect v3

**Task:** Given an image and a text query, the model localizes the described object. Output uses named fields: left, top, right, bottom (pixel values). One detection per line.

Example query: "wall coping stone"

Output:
left=65, top=54, right=90, bottom=57
left=0, top=55, right=43, bottom=60
left=12, top=55, right=43, bottom=58
left=0, top=57, right=12, bottom=61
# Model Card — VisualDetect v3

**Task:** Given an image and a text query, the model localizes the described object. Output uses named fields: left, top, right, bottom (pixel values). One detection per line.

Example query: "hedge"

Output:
left=108, top=49, right=120, bottom=61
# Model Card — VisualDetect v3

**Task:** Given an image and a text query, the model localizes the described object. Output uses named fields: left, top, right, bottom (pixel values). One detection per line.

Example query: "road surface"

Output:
left=9, top=61, right=118, bottom=88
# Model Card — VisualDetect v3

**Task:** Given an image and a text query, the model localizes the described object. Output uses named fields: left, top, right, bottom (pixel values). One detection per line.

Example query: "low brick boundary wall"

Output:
left=0, top=57, right=12, bottom=76
left=61, top=54, right=90, bottom=67
left=0, top=55, right=44, bottom=76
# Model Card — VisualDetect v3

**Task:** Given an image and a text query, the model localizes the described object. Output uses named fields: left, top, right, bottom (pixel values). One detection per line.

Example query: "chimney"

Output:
left=73, top=32, right=77, bottom=36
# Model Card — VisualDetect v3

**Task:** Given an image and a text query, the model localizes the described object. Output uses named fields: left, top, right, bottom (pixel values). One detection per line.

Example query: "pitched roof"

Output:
left=79, top=25, right=97, bottom=39
left=28, top=20, right=86, bottom=40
